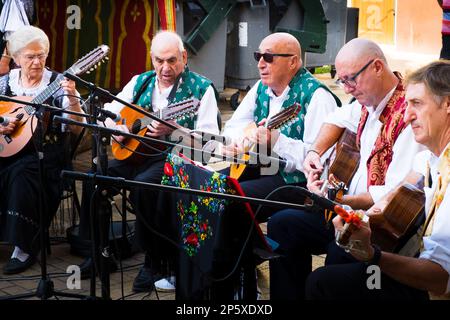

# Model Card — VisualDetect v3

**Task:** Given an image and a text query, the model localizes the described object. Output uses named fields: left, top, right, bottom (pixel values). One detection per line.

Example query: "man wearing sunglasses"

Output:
left=268, top=38, right=424, bottom=300
left=221, top=32, right=341, bottom=222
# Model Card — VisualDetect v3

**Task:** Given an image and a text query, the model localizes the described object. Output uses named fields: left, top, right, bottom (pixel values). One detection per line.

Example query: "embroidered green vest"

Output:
left=254, top=67, right=341, bottom=184
left=132, top=66, right=213, bottom=129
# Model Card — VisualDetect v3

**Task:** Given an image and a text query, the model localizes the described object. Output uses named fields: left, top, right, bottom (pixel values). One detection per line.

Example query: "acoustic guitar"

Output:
left=369, top=183, right=425, bottom=252
left=328, top=128, right=360, bottom=188
left=229, top=103, right=301, bottom=180
left=111, top=98, right=200, bottom=163
left=0, top=45, right=110, bottom=157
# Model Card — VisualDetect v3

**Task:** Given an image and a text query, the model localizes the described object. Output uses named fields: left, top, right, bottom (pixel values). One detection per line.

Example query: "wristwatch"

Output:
left=366, top=244, right=382, bottom=265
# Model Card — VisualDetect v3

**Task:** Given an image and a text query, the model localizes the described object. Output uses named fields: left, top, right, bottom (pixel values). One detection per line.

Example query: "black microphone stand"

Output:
left=84, top=91, right=115, bottom=300
left=1, top=100, right=89, bottom=301
left=61, top=172, right=311, bottom=213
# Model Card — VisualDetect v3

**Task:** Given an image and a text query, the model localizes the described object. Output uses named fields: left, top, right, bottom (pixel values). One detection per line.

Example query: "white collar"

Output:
left=154, top=76, right=178, bottom=96
left=8, top=68, right=52, bottom=97
left=267, top=85, right=290, bottom=101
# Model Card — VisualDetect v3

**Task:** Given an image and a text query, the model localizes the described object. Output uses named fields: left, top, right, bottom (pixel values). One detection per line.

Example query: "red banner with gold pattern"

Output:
left=35, top=0, right=176, bottom=91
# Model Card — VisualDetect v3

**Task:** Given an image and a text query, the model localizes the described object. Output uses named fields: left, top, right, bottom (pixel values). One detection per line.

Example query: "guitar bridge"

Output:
left=4, top=135, right=12, bottom=144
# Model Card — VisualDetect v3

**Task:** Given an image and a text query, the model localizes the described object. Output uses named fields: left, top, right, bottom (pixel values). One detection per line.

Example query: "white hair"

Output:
left=150, top=30, right=185, bottom=55
left=6, top=26, right=50, bottom=58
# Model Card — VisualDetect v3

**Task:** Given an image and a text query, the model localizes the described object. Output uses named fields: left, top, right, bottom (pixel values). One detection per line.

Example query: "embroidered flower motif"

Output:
left=163, top=154, right=234, bottom=256
left=164, top=163, right=174, bottom=176
left=186, top=233, right=198, bottom=246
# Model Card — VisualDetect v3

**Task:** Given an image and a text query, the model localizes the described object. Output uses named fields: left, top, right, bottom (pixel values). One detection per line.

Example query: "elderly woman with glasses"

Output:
left=0, top=26, right=84, bottom=274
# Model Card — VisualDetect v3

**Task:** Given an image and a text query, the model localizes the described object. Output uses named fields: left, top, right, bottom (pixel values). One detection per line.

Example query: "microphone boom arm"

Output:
left=63, top=72, right=179, bottom=131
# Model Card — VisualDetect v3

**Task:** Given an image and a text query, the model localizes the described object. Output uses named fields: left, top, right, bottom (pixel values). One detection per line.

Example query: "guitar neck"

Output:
left=135, top=101, right=196, bottom=129
left=31, top=73, right=66, bottom=105
left=138, top=110, right=165, bottom=128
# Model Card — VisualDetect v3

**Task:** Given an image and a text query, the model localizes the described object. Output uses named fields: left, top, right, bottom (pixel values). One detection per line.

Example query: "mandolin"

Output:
left=229, top=103, right=301, bottom=180
left=111, top=98, right=200, bottom=163
left=333, top=183, right=425, bottom=253
left=0, top=45, right=110, bottom=157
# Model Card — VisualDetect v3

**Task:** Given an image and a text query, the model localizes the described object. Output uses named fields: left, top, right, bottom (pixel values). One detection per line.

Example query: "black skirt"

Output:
left=0, top=140, right=67, bottom=255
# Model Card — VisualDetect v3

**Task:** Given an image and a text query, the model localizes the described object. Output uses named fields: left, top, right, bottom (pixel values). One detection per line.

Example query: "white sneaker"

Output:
left=154, top=276, right=176, bottom=292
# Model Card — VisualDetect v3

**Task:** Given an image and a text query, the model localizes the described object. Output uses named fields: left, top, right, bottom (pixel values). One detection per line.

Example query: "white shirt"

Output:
left=413, top=146, right=450, bottom=294
left=0, top=0, right=30, bottom=33
left=104, top=74, right=220, bottom=135
left=222, top=80, right=339, bottom=172
left=325, top=89, right=424, bottom=202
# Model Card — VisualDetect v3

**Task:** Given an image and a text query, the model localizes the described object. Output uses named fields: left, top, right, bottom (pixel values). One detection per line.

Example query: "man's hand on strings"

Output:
left=111, top=124, right=130, bottom=143
left=221, top=138, right=250, bottom=157
left=146, top=119, right=177, bottom=138
left=332, top=215, right=374, bottom=262
left=249, top=118, right=279, bottom=147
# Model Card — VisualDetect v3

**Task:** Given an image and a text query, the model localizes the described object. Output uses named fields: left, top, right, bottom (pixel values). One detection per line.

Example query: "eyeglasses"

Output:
left=21, top=53, right=48, bottom=62
left=253, top=52, right=294, bottom=63
left=336, top=59, right=374, bottom=88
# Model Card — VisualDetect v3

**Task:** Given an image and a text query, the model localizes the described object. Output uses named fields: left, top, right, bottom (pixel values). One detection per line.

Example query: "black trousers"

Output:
left=305, top=244, right=429, bottom=300
left=268, top=208, right=336, bottom=300
left=268, top=208, right=429, bottom=300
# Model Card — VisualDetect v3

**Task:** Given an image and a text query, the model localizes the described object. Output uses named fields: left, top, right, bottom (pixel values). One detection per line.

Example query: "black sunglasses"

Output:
left=253, top=52, right=295, bottom=63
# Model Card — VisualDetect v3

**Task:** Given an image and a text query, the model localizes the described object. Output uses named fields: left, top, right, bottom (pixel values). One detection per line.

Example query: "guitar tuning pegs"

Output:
left=105, top=56, right=109, bottom=60
left=86, top=71, right=91, bottom=74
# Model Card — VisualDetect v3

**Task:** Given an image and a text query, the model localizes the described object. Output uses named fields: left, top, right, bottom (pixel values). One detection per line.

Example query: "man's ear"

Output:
left=291, top=54, right=300, bottom=70
left=182, top=50, right=187, bottom=65
left=445, top=96, right=450, bottom=114
left=373, top=59, right=384, bottom=75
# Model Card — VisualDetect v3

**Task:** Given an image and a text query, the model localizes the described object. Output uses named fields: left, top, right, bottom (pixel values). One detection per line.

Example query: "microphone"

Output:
left=99, top=109, right=121, bottom=122
left=247, top=151, right=296, bottom=173
left=0, top=116, right=10, bottom=126
left=295, top=187, right=339, bottom=212
left=296, top=187, right=368, bottom=225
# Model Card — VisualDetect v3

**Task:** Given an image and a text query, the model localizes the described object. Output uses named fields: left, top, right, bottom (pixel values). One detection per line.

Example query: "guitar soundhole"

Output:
left=131, top=119, right=142, bottom=134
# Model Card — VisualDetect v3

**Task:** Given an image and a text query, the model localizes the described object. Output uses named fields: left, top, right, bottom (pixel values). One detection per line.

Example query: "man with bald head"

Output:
left=222, top=32, right=340, bottom=221
left=77, top=30, right=220, bottom=291
left=268, top=38, right=423, bottom=300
